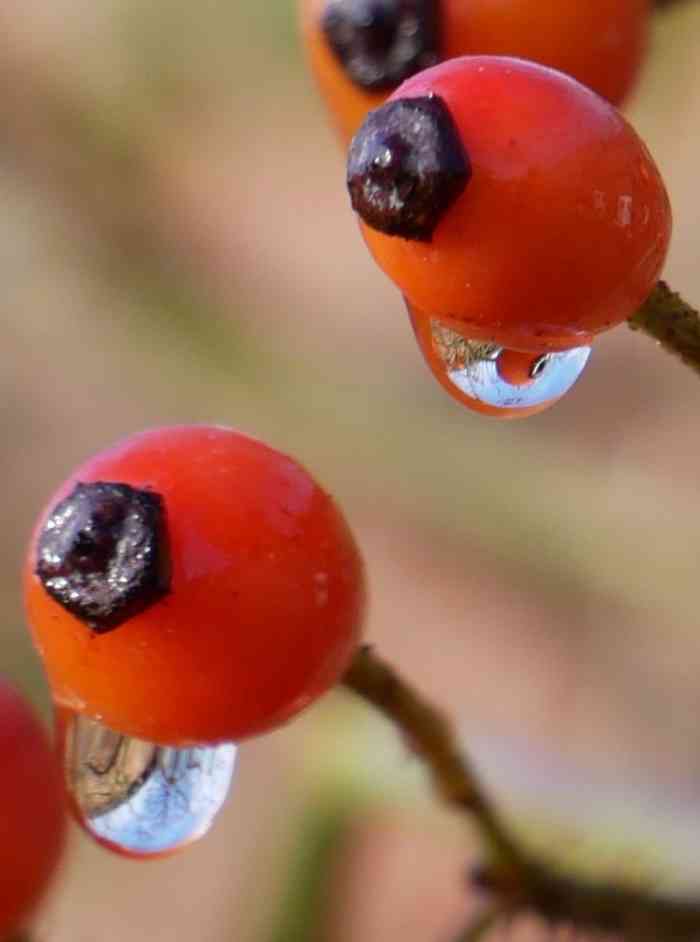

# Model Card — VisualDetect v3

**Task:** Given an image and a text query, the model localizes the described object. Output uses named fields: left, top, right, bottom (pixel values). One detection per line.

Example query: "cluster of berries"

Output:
left=301, top=0, right=671, bottom=417
left=4, top=1, right=680, bottom=936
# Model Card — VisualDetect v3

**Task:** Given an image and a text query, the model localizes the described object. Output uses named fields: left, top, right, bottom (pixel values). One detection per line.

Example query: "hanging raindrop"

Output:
left=410, top=310, right=591, bottom=418
left=57, top=710, right=237, bottom=857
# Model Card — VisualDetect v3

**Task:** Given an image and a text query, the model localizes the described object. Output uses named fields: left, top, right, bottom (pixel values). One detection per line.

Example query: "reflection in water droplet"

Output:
left=58, top=711, right=237, bottom=857
left=413, top=316, right=591, bottom=418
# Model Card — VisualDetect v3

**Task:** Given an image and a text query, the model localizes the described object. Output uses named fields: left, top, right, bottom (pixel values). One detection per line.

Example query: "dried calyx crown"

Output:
left=35, top=481, right=171, bottom=633
left=322, top=0, right=440, bottom=90
left=347, top=94, right=471, bottom=240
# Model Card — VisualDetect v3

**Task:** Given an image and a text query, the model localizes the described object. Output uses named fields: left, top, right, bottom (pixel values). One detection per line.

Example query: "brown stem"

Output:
left=342, top=645, right=528, bottom=875
left=655, top=0, right=696, bottom=9
left=628, top=281, right=700, bottom=374
left=522, top=865, right=700, bottom=942
left=342, top=645, right=700, bottom=942
left=453, top=907, right=505, bottom=942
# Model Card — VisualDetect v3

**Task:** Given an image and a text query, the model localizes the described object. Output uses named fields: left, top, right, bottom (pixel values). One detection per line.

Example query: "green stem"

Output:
left=629, top=281, right=700, bottom=374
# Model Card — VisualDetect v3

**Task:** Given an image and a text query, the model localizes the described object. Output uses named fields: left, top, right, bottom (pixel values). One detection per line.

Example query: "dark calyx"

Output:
left=36, top=481, right=171, bottom=633
left=347, top=95, right=470, bottom=241
left=321, top=0, right=439, bottom=91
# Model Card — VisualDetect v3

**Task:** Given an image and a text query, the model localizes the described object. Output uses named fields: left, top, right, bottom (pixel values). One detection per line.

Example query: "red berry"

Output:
left=24, top=426, right=365, bottom=746
left=349, top=56, right=671, bottom=352
left=0, top=678, right=65, bottom=936
left=301, top=0, right=650, bottom=142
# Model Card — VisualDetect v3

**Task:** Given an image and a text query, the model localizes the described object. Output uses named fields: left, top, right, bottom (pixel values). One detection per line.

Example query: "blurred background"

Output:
left=3, top=1, right=700, bottom=939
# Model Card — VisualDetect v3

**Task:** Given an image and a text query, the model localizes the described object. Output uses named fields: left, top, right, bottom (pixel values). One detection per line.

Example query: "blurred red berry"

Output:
left=0, top=679, right=65, bottom=936
left=302, top=0, right=650, bottom=142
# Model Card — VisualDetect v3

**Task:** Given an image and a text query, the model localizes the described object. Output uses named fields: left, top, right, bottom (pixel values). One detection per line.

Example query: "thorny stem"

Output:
left=629, top=281, right=700, bottom=375
left=343, top=645, right=700, bottom=942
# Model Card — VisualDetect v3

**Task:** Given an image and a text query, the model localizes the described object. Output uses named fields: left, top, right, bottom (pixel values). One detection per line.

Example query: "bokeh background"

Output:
left=3, top=1, right=700, bottom=939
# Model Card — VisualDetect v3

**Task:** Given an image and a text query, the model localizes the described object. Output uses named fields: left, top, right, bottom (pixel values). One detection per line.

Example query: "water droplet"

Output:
left=57, top=710, right=237, bottom=857
left=413, top=317, right=591, bottom=417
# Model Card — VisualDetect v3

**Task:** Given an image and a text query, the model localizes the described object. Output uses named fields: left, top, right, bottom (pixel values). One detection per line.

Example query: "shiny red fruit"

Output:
left=0, top=679, right=65, bottom=936
left=350, top=56, right=671, bottom=351
left=24, top=426, right=365, bottom=746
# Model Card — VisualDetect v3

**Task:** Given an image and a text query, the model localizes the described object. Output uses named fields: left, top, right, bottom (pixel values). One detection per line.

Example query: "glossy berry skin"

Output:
left=354, top=57, right=671, bottom=352
left=0, top=679, right=65, bottom=936
left=301, top=0, right=650, bottom=143
left=24, top=426, right=365, bottom=747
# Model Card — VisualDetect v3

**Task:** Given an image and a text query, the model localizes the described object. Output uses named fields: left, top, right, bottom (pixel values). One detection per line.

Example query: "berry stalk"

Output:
left=343, top=645, right=526, bottom=873
left=343, top=645, right=700, bottom=942
left=629, top=281, right=700, bottom=374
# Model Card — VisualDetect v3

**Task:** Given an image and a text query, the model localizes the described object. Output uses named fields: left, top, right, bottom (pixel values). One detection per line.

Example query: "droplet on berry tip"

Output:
left=422, top=319, right=591, bottom=416
left=58, top=710, right=237, bottom=857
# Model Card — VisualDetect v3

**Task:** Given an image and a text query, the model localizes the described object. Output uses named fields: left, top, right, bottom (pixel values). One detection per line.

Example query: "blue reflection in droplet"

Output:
left=431, top=321, right=591, bottom=410
left=59, top=711, right=237, bottom=856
